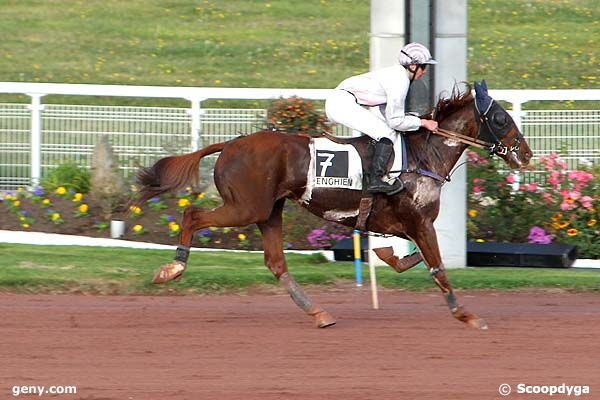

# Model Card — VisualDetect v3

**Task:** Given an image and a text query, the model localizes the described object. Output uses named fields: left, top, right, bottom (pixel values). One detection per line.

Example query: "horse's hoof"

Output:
left=467, top=317, right=488, bottom=330
left=315, top=311, right=336, bottom=328
left=152, top=261, right=186, bottom=284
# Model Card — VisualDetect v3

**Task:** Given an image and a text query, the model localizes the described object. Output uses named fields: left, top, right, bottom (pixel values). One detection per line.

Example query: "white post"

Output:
left=27, top=93, right=45, bottom=187
left=367, top=243, right=379, bottom=310
left=187, top=97, right=205, bottom=152
left=433, top=0, right=468, bottom=268
left=369, top=0, right=410, bottom=264
left=511, top=100, right=524, bottom=131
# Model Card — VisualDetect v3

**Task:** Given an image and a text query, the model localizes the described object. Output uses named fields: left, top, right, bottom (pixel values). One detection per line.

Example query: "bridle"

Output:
left=434, top=98, right=523, bottom=157
left=475, top=99, right=523, bottom=156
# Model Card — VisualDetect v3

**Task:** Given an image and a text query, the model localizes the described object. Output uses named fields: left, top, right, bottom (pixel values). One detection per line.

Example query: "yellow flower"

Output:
left=51, top=213, right=61, bottom=221
left=22, top=224, right=30, bottom=229
left=468, top=209, right=478, bottom=218
left=78, top=204, right=88, bottom=213
left=567, top=228, right=578, bottom=237
left=72, top=193, right=83, bottom=202
left=557, top=221, right=570, bottom=229
left=197, top=192, right=205, bottom=200
left=588, top=219, right=597, bottom=227
left=13, top=200, right=20, bottom=207
left=475, top=239, right=485, bottom=243
left=178, top=198, right=191, bottom=208
left=4, top=194, right=14, bottom=201
left=55, top=186, right=67, bottom=195
left=42, top=199, right=50, bottom=205
left=238, top=233, right=247, bottom=241
left=129, top=205, right=142, bottom=214
left=130, top=185, right=138, bottom=193
left=132, top=224, right=143, bottom=233
left=169, top=222, right=180, bottom=233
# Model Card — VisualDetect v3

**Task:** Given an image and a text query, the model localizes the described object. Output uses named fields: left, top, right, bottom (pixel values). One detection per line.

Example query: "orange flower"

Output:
left=551, top=212, right=563, bottom=222
left=567, top=228, right=578, bottom=237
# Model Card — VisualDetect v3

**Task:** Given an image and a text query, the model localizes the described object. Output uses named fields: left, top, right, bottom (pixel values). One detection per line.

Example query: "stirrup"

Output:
left=367, top=178, right=404, bottom=195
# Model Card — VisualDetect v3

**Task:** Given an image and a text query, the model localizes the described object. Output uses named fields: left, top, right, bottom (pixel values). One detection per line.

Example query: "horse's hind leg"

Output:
left=410, top=223, right=488, bottom=330
left=258, top=199, right=336, bottom=328
left=152, top=203, right=268, bottom=284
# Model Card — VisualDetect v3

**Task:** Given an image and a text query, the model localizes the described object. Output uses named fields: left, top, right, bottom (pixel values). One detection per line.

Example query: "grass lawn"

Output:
left=0, top=243, right=598, bottom=294
left=0, top=0, right=597, bottom=107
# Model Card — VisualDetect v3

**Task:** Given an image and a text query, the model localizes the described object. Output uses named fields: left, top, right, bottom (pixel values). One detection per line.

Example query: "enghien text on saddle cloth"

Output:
left=310, top=138, right=363, bottom=190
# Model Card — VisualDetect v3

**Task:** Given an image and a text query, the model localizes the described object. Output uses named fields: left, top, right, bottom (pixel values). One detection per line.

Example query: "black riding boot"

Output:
left=367, top=138, right=404, bottom=195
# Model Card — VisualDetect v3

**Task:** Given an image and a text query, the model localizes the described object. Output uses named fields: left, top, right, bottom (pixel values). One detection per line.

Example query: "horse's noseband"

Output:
left=476, top=100, right=522, bottom=156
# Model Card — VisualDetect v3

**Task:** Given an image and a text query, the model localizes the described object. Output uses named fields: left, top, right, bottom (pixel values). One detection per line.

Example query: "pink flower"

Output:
left=548, top=171, right=561, bottom=188
left=567, top=191, right=581, bottom=201
left=560, top=201, right=573, bottom=211
left=580, top=195, right=593, bottom=209
left=506, top=175, right=516, bottom=184
left=525, top=182, right=538, bottom=192
left=473, top=186, right=483, bottom=194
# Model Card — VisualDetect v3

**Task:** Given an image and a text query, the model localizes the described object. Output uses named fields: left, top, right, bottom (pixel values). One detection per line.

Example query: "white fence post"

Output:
left=511, top=100, right=524, bottom=131
left=27, top=93, right=45, bottom=187
left=187, top=97, right=205, bottom=152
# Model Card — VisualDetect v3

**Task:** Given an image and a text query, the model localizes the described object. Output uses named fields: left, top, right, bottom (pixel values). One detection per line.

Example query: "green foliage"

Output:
left=40, top=161, right=91, bottom=194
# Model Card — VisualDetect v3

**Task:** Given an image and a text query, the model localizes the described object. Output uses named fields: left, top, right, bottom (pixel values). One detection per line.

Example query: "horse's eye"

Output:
left=492, top=112, right=507, bottom=126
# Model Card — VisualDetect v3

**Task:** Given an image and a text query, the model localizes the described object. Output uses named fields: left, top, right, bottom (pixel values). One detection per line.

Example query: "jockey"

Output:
left=325, top=42, right=439, bottom=195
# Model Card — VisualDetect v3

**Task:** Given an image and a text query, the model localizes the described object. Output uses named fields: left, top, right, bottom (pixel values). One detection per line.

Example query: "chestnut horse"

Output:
left=136, top=81, right=532, bottom=329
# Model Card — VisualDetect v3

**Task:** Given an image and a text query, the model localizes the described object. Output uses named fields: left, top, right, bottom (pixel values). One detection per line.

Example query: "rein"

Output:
left=434, top=128, right=492, bottom=150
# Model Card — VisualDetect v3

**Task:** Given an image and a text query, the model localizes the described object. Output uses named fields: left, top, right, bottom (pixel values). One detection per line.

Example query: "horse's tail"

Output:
left=135, top=141, right=227, bottom=205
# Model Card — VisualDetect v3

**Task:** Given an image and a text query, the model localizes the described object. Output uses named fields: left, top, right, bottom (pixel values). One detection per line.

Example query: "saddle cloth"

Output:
left=305, top=137, right=404, bottom=193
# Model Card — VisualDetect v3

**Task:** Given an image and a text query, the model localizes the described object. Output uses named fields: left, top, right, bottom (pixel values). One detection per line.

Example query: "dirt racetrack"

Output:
left=1, top=288, right=599, bottom=399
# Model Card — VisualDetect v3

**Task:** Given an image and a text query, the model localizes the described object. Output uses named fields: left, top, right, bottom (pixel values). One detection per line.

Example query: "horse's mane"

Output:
left=433, top=82, right=474, bottom=122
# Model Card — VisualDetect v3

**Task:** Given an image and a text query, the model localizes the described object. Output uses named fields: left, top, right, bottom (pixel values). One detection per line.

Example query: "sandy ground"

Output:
left=1, top=288, right=599, bottom=399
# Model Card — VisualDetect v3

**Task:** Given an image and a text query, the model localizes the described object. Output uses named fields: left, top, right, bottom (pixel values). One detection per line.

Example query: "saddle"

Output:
left=310, top=133, right=405, bottom=231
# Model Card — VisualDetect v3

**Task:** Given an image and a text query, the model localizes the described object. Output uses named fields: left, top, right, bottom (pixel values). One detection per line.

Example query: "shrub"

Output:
left=267, top=96, right=330, bottom=135
left=41, top=161, right=91, bottom=194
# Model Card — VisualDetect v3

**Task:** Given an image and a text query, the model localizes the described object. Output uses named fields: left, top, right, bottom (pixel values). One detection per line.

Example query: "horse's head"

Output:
left=474, top=80, right=532, bottom=169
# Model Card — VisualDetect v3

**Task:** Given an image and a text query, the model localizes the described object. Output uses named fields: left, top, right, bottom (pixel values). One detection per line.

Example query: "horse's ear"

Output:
left=474, top=80, right=492, bottom=114
left=474, top=81, right=483, bottom=97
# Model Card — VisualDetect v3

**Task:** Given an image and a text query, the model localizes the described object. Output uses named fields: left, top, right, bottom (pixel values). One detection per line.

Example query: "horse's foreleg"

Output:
left=410, top=225, right=488, bottom=330
left=373, top=246, right=423, bottom=273
left=258, top=200, right=336, bottom=328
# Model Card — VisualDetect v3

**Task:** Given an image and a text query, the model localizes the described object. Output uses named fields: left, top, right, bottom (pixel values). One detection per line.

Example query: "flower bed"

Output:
left=1, top=185, right=352, bottom=251
left=467, top=150, right=600, bottom=259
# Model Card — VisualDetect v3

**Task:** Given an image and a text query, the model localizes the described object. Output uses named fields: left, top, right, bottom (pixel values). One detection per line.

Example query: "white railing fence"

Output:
left=1, top=82, right=599, bottom=189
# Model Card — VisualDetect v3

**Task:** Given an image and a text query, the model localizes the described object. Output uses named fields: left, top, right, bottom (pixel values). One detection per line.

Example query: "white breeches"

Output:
left=325, top=89, right=398, bottom=143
